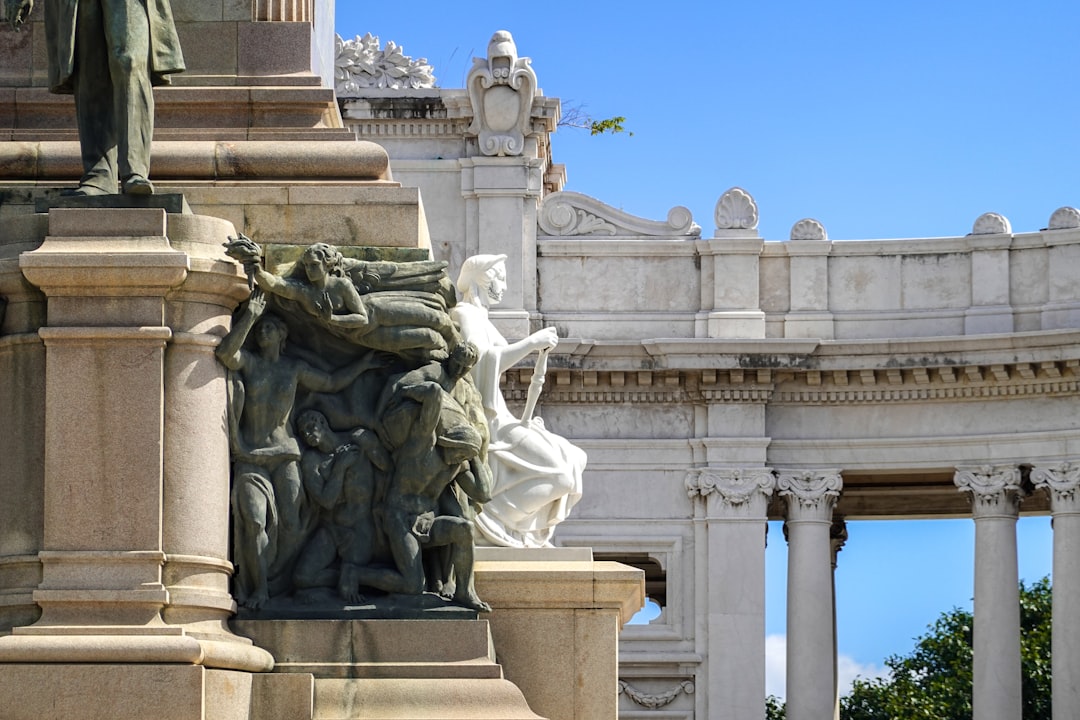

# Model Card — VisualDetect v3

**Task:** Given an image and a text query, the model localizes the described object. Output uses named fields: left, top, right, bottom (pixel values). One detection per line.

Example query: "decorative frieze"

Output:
left=618, top=679, right=695, bottom=709
left=1031, top=462, right=1080, bottom=514
left=954, top=465, right=1024, bottom=517
left=686, top=468, right=775, bottom=516
left=498, top=359, right=1080, bottom=406
left=777, top=470, right=842, bottom=521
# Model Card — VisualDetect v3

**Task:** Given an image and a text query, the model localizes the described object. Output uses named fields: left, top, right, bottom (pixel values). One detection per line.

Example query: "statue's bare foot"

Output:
left=243, top=591, right=269, bottom=610
left=339, top=566, right=366, bottom=604
left=455, top=591, right=491, bottom=613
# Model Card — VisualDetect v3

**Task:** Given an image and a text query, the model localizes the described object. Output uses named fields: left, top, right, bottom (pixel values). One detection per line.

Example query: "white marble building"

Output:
left=338, top=32, right=1080, bottom=720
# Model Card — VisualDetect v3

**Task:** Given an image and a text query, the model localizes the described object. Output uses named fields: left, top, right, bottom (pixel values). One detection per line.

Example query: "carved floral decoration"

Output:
left=466, top=30, right=537, bottom=157
left=335, top=33, right=436, bottom=95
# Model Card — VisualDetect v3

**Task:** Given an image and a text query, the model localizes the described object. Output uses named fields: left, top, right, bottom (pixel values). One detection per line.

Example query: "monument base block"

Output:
left=0, top=664, right=255, bottom=720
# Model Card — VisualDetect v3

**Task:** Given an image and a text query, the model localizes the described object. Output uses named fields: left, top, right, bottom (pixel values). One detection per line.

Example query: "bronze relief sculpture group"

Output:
left=220, top=238, right=584, bottom=614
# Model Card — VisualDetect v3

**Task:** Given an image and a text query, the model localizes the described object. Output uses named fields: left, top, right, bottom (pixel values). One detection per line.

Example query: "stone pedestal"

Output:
left=473, top=548, right=644, bottom=720
left=233, top=619, right=544, bottom=719
left=0, top=204, right=271, bottom=719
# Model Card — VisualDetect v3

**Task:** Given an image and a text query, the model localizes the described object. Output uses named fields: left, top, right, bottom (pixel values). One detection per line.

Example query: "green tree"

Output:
left=768, top=577, right=1052, bottom=720
left=838, top=577, right=1051, bottom=720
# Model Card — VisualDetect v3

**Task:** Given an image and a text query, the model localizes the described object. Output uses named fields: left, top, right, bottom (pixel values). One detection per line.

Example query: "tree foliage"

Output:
left=558, top=104, right=633, bottom=137
left=768, top=577, right=1052, bottom=720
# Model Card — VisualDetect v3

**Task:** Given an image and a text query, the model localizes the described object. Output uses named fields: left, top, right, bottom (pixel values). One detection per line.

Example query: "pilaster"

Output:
left=687, top=467, right=774, bottom=720
left=955, top=465, right=1023, bottom=720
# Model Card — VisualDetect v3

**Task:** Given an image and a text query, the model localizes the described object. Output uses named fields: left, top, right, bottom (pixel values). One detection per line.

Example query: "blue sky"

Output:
left=336, top=1, right=1071, bottom=696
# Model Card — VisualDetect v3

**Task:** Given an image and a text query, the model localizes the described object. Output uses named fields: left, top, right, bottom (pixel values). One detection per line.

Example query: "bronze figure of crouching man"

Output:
left=7, top=0, right=184, bottom=195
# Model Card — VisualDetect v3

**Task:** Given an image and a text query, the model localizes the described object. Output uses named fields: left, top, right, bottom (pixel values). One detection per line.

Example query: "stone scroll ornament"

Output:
left=466, top=30, right=537, bottom=157
left=218, top=236, right=492, bottom=615
left=451, top=255, right=586, bottom=548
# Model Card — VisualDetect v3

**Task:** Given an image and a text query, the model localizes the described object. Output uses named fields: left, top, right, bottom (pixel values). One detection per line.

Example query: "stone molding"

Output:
left=618, top=679, right=695, bottom=709
left=685, top=468, right=775, bottom=517
left=538, top=191, right=700, bottom=238
left=1031, top=462, right=1080, bottom=514
left=776, top=470, right=843, bottom=521
left=334, top=33, right=436, bottom=94
left=713, top=187, right=759, bottom=234
left=954, top=465, right=1024, bottom=517
left=971, top=212, right=1012, bottom=235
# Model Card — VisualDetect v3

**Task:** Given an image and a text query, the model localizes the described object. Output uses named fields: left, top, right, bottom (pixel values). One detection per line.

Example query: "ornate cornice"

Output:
left=1031, top=462, right=1080, bottom=515
left=498, top=359, right=1080, bottom=407
left=954, top=465, right=1023, bottom=517
left=539, top=191, right=700, bottom=238
left=686, top=468, right=774, bottom=517
left=618, top=679, right=695, bottom=709
left=776, top=470, right=842, bottom=521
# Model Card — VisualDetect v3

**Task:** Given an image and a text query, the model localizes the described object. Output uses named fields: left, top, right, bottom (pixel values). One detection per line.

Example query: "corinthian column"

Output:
left=688, top=467, right=774, bottom=720
left=1031, top=462, right=1080, bottom=720
left=777, top=469, right=842, bottom=720
left=955, top=465, right=1024, bottom=720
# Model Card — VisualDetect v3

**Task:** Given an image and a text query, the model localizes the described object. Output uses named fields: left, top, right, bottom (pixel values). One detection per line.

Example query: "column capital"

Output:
left=686, top=467, right=774, bottom=518
left=1031, top=462, right=1080, bottom=515
left=830, top=517, right=848, bottom=569
left=954, top=465, right=1023, bottom=518
left=777, top=469, right=842, bottom=522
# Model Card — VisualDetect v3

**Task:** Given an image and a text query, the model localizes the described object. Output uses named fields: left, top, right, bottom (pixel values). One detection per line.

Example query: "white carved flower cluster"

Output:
left=334, top=33, right=436, bottom=94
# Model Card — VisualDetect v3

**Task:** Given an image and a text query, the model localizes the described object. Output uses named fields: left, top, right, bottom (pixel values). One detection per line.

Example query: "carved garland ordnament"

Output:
left=538, top=191, right=700, bottom=238
left=334, top=33, right=436, bottom=95
left=618, top=679, right=695, bottom=709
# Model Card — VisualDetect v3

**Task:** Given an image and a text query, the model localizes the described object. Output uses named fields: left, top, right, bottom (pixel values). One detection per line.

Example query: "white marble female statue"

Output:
left=451, top=254, right=585, bottom=547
